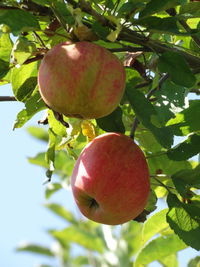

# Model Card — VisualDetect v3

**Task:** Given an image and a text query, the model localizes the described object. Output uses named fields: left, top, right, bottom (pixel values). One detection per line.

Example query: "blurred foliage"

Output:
left=1, top=0, right=200, bottom=266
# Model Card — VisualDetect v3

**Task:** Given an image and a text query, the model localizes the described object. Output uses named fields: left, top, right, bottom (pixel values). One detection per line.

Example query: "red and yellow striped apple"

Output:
left=71, top=132, right=150, bottom=225
left=38, top=41, right=126, bottom=119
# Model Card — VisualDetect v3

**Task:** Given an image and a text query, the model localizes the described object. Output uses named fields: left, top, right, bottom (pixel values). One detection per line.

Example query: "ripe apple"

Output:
left=71, top=132, right=150, bottom=225
left=38, top=41, right=126, bottom=119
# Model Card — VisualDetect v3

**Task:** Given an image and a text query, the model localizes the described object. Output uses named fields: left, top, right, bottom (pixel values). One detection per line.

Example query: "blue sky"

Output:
left=1, top=84, right=199, bottom=267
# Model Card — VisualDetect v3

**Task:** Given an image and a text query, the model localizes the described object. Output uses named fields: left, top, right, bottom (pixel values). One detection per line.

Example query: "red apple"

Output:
left=38, top=41, right=126, bottom=119
left=71, top=133, right=150, bottom=225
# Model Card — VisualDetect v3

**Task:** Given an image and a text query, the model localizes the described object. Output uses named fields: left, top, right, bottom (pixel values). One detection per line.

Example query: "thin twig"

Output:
left=33, top=31, right=47, bottom=49
left=108, top=46, right=151, bottom=52
left=23, top=54, right=44, bottom=64
left=0, top=96, right=17, bottom=101
left=179, top=20, right=200, bottom=48
left=151, top=176, right=171, bottom=193
left=146, top=73, right=169, bottom=99
left=190, top=89, right=200, bottom=95
left=130, top=117, right=139, bottom=139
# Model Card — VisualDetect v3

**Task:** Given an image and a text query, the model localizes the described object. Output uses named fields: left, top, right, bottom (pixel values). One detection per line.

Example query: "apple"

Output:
left=38, top=41, right=126, bottom=119
left=71, top=132, right=150, bottom=225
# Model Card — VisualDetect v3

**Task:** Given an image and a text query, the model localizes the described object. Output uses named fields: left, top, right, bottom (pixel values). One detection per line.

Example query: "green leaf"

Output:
left=46, top=128, right=57, bottom=166
left=53, top=150, right=74, bottom=177
left=171, top=165, right=200, bottom=198
left=137, top=17, right=180, bottom=34
left=179, top=2, right=200, bottom=18
left=167, top=193, right=200, bottom=250
left=167, top=100, right=200, bottom=136
left=122, top=221, right=143, bottom=255
left=27, top=126, right=49, bottom=142
left=11, top=61, right=38, bottom=102
left=32, top=0, right=50, bottom=6
left=159, top=254, right=178, bottom=267
left=142, top=209, right=169, bottom=245
left=13, top=91, right=46, bottom=129
left=118, top=2, right=144, bottom=17
left=16, top=243, right=54, bottom=257
left=92, top=21, right=110, bottom=39
left=147, top=151, right=194, bottom=177
left=139, top=0, right=180, bottom=18
left=96, top=107, right=125, bottom=133
left=145, top=190, right=157, bottom=213
left=72, top=255, right=89, bottom=266
left=126, top=88, right=173, bottom=148
left=28, top=152, right=48, bottom=168
left=51, top=1, right=75, bottom=25
left=12, top=37, right=37, bottom=65
left=49, top=226, right=104, bottom=253
left=188, top=256, right=200, bottom=267
left=48, top=110, right=67, bottom=137
left=0, top=33, right=13, bottom=79
left=134, top=234, right=186, bottom=267
left=45, top=203, right=77, bottom=224
left=105, top=0, right=115, bottom=9
left=154, top=79, right=187, bottom=124
left=167, top=134, right=200, bottom=161
left=0, top=9, right=40, bottom=35
left=45, top=183, right=62, bottom=199
left=158, top=52, right=196, bottom=88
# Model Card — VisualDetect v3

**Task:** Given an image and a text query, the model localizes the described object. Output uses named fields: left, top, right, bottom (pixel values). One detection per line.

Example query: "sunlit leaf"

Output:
left=142, top=209, right=169, bottom=245
left=167, top=193, right=200, bottom=250
left=49, top=226, right=104, bottom=253
left=13, top=91, right=46, bottom=129
left=167, top=100, right=200, bottom=136
left=27, top=126, right=49, bottom=142
left=12, top=37, right=37, bottom=65
left=45, top=183, right=62, bottom=199
left=0, top=9, right=40, bottom=35
left=16, top=243, right=54, bottom=257
left=188, top=256, right=200, bottom=267
left=167, top=134, right=200, bottom=161
left=45, top=203, right=77, bottom=224
left=11, top=61, right=38, bottom=102
left=158, top=254, right=178, bottom=267
left=134, top=233, right=186, bottom=267
left=0, top=33, right=13, bottom=78
left=139, top=0, right=180, bottom=18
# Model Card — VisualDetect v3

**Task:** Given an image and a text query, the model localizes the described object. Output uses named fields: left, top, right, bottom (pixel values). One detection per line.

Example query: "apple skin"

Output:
left=38, top=41, right=126, bottom=119
left=71, top=132, right=150, bottom=225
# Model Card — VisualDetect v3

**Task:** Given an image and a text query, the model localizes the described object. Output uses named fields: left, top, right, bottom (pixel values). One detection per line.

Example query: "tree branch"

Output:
left=70, top=1, right=200, bottom=69
left=108, top=46, right=151, bottom=52
left=0, top=96, right=17, bottom=101
left=23, top=54, right=44, bottom=65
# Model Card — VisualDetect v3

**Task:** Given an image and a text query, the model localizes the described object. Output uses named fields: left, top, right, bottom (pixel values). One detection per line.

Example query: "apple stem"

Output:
left=89, top=198, right=99, bottom=209
left=53, top=111, right=69, bottom=128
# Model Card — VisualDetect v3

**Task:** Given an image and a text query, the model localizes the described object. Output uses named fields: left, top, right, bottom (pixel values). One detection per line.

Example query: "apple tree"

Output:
left=1, top=0, right=200, bottom=266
